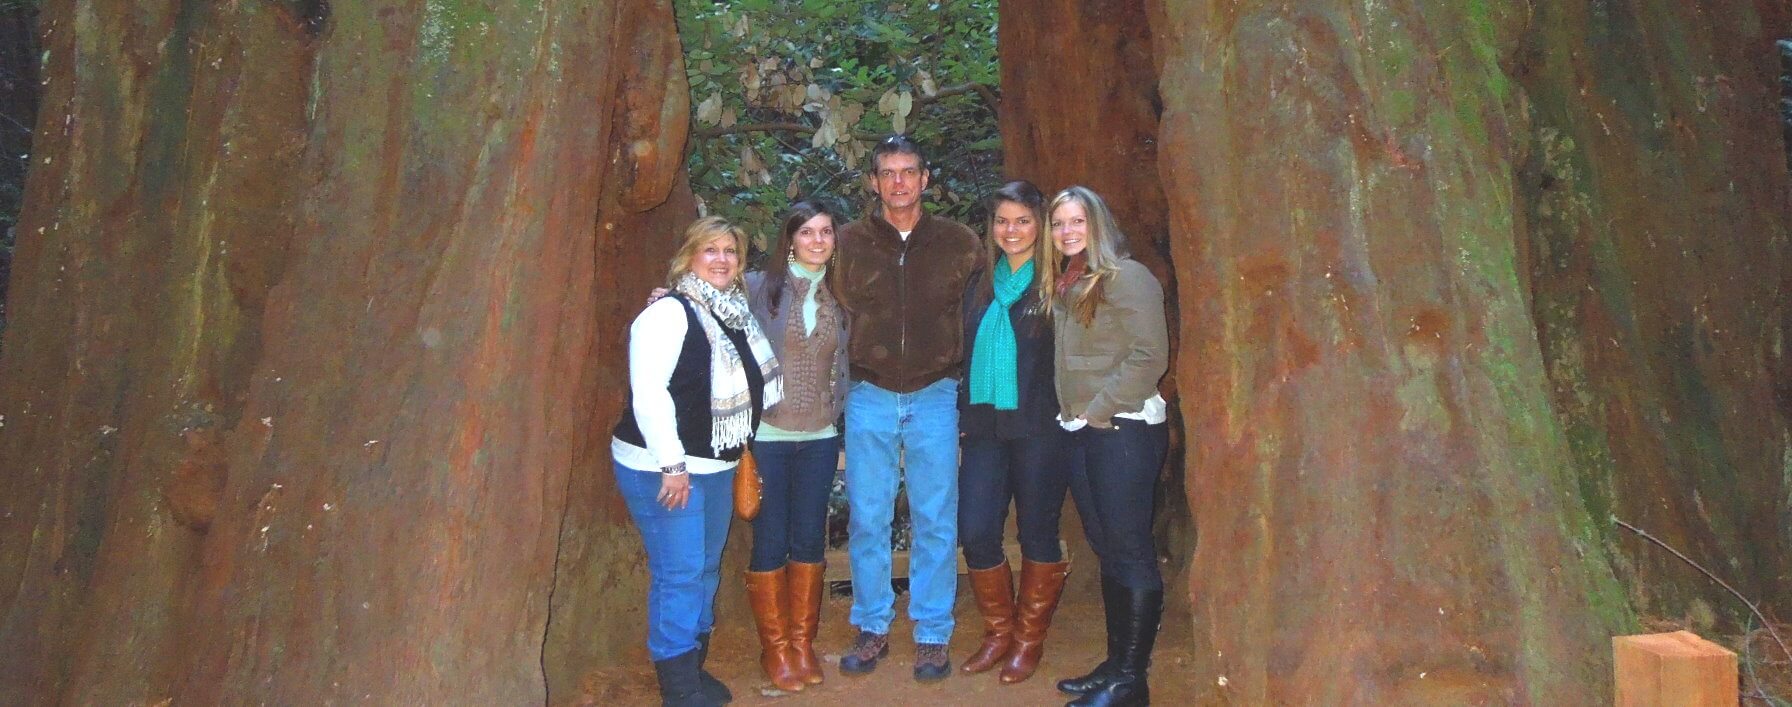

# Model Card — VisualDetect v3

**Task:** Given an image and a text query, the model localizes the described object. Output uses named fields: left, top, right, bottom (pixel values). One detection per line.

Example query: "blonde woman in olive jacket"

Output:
left=1039, top=186, right=1168, bottom=707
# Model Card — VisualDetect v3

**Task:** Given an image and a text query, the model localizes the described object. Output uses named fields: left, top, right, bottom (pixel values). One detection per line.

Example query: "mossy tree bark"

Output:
left=1518, top=0, right=1792, bottom=623
left=1130, top=0, right=1792, bottom=702
left=0, top=1, right=689, bottom=703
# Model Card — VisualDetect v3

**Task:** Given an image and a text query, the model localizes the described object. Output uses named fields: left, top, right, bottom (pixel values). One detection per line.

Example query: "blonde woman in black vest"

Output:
left=1040, top=187, right=1169, bottom=707
left=740, top=200, right=851, bottom=693
left=613, top=217, right=782, bottom=707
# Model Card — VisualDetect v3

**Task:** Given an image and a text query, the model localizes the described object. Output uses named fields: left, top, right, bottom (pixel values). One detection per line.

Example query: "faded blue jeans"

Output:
left=844, top=378, right=960, bottom=645
left=614, top=460, right=734, bottom=661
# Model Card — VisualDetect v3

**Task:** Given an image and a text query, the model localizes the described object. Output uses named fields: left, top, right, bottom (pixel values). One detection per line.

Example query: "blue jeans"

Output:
left=958, top=431, right=1070, bottom=570
left=614, top=461, right=734, bottom=661
left=1065, top=419, right=1168, bottom=591
left=749, top=436, right=841, bottom=571
left=844, top=378, right=960, bottom=644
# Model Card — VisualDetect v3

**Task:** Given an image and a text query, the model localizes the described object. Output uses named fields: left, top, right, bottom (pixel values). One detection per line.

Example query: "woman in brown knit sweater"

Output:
left=740, top=200, right=852, bottom=693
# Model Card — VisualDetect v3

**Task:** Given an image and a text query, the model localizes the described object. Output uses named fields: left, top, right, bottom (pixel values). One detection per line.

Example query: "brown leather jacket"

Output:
left=836, top=210, right=982, bottom=393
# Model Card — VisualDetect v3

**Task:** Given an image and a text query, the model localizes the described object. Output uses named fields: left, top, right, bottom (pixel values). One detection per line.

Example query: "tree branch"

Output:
left=692, top=121, right=816, bottom=140
left=920, top=82, right=1000, bottom=115
left=688, top=82, right=1000, bottom=141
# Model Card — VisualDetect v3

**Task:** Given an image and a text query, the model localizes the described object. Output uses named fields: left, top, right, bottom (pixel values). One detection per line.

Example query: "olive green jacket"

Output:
left=1053, top=258, right=1169, bottom=427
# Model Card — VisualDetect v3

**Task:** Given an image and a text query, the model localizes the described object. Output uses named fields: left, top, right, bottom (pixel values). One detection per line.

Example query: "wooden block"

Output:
left=1613, top=631, right=1737, bottom=707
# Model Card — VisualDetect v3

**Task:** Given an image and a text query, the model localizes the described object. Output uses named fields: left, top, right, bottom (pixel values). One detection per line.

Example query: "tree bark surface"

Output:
left=1151, top=2, right=1631, bottom=702
left=0, top=1, right=690, bottom=703
left=1518, top=0, right=1792, bottom=622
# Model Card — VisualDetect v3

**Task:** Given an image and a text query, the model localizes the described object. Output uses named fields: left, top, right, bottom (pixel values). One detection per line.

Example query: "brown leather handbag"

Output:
left=734, top=449, right=762, bottom=520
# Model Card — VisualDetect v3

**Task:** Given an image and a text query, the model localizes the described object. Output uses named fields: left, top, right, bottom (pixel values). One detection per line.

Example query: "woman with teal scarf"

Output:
left=956, top=180, right=1074, bottom=685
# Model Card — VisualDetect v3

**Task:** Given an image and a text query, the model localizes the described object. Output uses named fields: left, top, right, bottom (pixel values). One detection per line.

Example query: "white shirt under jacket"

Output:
left=611, top=297, right=737, bottom=475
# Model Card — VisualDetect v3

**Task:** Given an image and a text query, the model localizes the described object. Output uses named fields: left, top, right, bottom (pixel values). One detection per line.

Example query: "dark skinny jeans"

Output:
left=748, top=436, right=840, bottom=572
left=1065, top=418, right=1169, bottom=591
left=957, top=431, right=1070, bottom=570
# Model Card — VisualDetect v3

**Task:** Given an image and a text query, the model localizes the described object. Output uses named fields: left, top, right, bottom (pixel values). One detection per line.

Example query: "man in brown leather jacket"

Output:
left=833, top=135, right=982, bottom=682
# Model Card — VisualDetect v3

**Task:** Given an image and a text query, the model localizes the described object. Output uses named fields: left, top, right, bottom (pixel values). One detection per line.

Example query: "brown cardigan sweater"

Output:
left=835, top=210, right=982, bottom=393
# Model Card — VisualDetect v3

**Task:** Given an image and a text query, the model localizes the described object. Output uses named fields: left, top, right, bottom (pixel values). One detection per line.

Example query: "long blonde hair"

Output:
left=1040, top=186, right=1130, bottom=325
left=666, top=216, right=749, bottom=290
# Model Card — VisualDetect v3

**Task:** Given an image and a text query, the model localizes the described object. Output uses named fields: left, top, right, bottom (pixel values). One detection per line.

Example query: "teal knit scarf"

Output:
left=969, top=258, right=1034, bottom=410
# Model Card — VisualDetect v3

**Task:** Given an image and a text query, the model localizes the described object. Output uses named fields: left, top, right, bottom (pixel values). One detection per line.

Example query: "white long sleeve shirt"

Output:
left=610, top=297, right=737, bottom=475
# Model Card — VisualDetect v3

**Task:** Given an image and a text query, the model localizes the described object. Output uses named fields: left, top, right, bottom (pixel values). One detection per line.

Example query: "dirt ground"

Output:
left=577, top=596, right=1792, bottom=706
left=575, top=587, right=1200, bottom=706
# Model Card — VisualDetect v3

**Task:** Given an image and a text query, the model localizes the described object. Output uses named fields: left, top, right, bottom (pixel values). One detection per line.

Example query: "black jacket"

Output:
left=958, top=268, right=1060, bottom=440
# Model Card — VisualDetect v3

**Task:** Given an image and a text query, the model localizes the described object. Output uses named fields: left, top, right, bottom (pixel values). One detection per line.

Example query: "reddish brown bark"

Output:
left=1153, top=1, right=1623, bottom=703
left=0, top=3, right=313, bottom=702
left=1519, top=0, right=1792, bottom=621
left=0, top=1, right=689, bottom=703
left=998, top=0, right=1169, bottom=277
left=1127, top=0, right=1792, bottom=702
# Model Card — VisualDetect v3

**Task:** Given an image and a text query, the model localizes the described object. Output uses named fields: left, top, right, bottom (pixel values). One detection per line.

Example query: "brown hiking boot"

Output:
left=999, top=558, right=1070, bottom=684
left=744, top=567, right=806, bottom=692
left=960, top=562, right=1016, bottom=674
left=839, top=630, right=890, bottom=675
left=914, top=642, right=952, bottom=682
left=786, top=560, right=826, bottom=684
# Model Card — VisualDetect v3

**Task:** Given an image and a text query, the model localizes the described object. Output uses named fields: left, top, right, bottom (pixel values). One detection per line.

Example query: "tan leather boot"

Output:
left=959, top=562, right=1016, bottom=674
left=785, top=560, right=826, bottom=684
left=744, top=567, right=806, bottom=692
left=999, top=558, right=1070, bottom=683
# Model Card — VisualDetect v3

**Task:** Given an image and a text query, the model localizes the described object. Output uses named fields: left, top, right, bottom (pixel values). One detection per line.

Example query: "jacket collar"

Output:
left=862, top=206, right=936, bottom=250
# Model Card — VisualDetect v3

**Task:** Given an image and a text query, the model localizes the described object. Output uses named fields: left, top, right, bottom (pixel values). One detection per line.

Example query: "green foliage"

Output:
left=675, top=0, right=1000, bottom=250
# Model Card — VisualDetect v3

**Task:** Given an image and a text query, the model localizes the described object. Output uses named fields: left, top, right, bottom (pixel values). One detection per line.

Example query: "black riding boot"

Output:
left=653, top=649, right=721, bottom=707
left=695, top=632, right=733, bottom=703
left=1057, top=574, right=1126, bottom=695
left=1066, top=583, right=1161, bottom=707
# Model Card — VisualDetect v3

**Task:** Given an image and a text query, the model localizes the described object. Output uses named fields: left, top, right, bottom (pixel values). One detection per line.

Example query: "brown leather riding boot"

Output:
left=999, top=558, right=1070, bottom=683
left=785, top=560, right=826, bottom=685
left=744, top=567, right=807, bottom=692
left=959, top=562, right=1016, bottom=674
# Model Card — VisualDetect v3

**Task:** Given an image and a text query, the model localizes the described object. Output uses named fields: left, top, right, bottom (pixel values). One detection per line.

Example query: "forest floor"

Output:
left=573, top=593, right=1792, bottom=706
left=574, top=588, right=1201, bottom=706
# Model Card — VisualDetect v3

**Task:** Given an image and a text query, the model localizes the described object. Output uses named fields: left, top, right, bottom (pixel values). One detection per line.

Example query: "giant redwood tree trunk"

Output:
left=5, top=0, right=1791, bottom=704
left=1133, top=0, right=1792, bottom=703
left=1518, top=0, right=1792, bottom=621
left=0, top=1, right=689, bottom=703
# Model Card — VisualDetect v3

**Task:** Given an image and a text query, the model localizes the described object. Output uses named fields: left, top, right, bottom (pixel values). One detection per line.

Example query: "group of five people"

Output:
left=610, top=135, right=1170, bottom=707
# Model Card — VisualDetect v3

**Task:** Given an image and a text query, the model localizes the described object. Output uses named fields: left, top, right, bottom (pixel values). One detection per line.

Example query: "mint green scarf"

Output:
left=969, top=258, right=1034, bottom=410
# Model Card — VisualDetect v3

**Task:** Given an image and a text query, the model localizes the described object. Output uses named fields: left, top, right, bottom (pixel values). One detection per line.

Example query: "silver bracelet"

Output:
left=659, top=462, right=688, bottom=476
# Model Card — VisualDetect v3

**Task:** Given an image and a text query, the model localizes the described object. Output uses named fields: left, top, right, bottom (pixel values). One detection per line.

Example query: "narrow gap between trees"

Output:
left=566, top=3, right=1198, bottom=704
